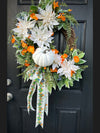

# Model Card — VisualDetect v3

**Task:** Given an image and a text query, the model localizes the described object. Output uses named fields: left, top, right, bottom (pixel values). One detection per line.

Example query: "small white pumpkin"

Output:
left=32, top=47, right=54, bottom=67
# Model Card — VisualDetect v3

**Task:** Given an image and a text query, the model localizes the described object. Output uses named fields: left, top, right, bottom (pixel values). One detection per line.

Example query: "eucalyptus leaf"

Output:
left=78, top=52, right=85, bottom=59
left=78, top=59, right=86, bottom=64
left=72, top=49, right=78, bottom=57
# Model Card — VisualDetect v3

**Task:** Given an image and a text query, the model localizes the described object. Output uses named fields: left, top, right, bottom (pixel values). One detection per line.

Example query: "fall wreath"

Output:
left=9, top=0, right=88, bottom=128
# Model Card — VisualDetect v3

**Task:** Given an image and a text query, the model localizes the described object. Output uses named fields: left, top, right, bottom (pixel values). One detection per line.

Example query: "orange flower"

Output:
left=11, top=35, right=15, bottom=43
left=71, top=70, right=75, bottom=77
left=30, top=13, right=38, bottom=20
left=61, top=16, right=66, bottom=21
left=68, top=9, right=72, bottom=12
left=27, top=46, right=35, bottom=54
left=21, top=42, right=28, bottom=48
left=52, top=49, right=59, bottom=54
left=44, top=67, right=46, bottom=70
left=61, top=54, right=68, bottom=63
left=53, top=1, right=59, bottom=9
left=57, top=13, right=66, bottom=21
left=50, top=68, right=58, bottom=72
left=61, top=54, right=68, bottom=59
left=73, top=56, right=80, bottom=63
left=24, top=63, right=30, bottom=67
left=21, top=49, right=27, bottom=55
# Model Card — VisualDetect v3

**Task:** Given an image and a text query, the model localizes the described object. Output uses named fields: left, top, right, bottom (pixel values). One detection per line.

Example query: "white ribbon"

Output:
left=27, top=67, right=49, bottom=128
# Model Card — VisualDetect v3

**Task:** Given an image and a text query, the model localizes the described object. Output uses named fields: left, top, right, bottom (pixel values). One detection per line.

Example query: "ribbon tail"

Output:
left=27, top=80, right=36, bottom=114
left=44, top=85, right=49, bottom=116
left=35, top=80, right=46, bottom=128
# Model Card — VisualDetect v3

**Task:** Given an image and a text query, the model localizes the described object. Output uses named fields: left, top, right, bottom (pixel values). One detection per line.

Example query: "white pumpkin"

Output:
left=32, top=47, right=54, bottom=67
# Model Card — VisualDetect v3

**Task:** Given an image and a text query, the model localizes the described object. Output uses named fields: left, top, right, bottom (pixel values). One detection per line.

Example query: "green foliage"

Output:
left=30, top=5, right=38, bottom=13
left=66, top=14, right=78, bottom=26
left=65, top=78, right=70, bottom=88
left=44, top=68, right=56, bottom=94
left=59, top=2, right=68, bottom=7
left=64, top=44, right=70, bottom=54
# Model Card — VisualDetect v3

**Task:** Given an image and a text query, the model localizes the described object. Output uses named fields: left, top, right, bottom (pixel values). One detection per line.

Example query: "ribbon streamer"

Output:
left=27, top=68, right=49, bottom=128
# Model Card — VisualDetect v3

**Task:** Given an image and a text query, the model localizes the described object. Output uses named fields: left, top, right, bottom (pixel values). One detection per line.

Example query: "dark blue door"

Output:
left=7, top=0, right=93, bottom=133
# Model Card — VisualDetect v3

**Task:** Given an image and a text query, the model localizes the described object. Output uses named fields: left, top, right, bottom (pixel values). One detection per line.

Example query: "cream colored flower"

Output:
left=37, top=4, right=59, bottom=30
left=30, top=26, right=53, bottom=48
left=52, top=53, right=62, bottom=70
left=13, top=15, right=36, bottom=40
left=57, top=59, right=80, bottom=80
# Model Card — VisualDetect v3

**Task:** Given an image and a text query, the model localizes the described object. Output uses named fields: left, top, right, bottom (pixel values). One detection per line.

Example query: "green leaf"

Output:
left=47, top=85, right=52, bottom=94
left=57, top=80, right=65, bottom=90
left=72, top=49, right=78, bottom=57
left=30, top=5, right=38, bottom=12
left=76, top=70, right=82, bottom=79
left=65, top=78, right=70, bottom=88
left=64, top=44, right=70, bottom=54
left=78, top=52, right=85, bottom=59
left=80, top=65, right=88, bottom=70
left=72, top=74, right=79, bottom=81
left=63, top=23, right=67, bottom=30
left=78, top=59, right=86, bottom=64
left=58, top=24, right=63, bottom=30
left=69, top=79, right=73, bottom=87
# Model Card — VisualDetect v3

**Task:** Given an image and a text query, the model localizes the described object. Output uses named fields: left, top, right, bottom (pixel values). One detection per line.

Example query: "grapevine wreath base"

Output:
left=9, top=0, right=88, bottom=128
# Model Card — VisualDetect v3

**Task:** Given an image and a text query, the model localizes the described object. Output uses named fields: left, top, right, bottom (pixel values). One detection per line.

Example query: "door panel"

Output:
left=7, top=0, right=93, bottom=133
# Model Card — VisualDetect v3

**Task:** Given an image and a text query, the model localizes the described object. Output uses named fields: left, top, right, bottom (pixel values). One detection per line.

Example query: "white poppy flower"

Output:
left=13, top=15, right=36, bottom=41
left=57, top=59, right=80, bottom=80
left=37, top=4, right=59, bottom=30
left=30, top=26, right=53, bottom=48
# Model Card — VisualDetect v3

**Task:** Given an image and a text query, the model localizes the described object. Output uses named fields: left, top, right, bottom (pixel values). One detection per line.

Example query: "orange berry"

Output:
left=25, top=60, right=28, bottom=63
left=27, top=46, right=35, bottom=54
left=21, top=49, right=27, bottom=55
left=73, top=56, right=80, bottom=63
left=44, top=67, right=46, bottom=70
left=68, top=9, right=72, bottom=12
left=70, top=48, right=74, bottom=51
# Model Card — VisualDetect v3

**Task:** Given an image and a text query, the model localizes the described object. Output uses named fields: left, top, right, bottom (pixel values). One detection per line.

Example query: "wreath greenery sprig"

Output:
left=9, top=0, right=88, bottom=128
